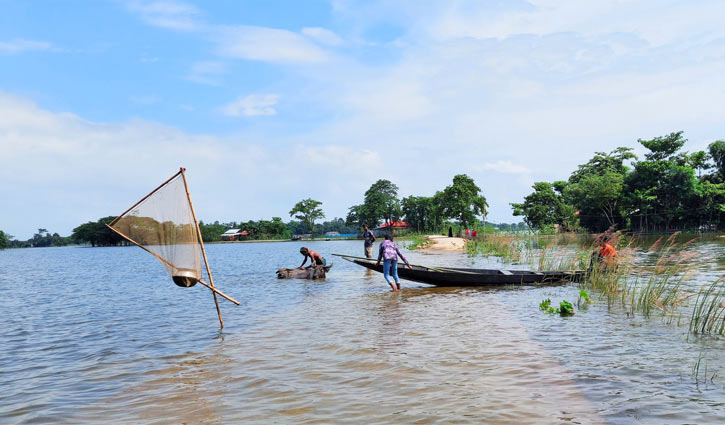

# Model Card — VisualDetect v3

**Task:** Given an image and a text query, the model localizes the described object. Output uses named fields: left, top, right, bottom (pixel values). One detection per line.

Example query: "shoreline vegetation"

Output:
left=460, top=231, right=725, bottom=340
left=2, top=131, right=722, bottom=250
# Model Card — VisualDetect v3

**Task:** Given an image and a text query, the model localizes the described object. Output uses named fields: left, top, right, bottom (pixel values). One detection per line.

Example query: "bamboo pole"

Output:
left=180, top=168, right=225, bottom=329
left=105, top=224, right=240, bottom=305
left=331, top=253, right=481, bottom=274
left=108, top=169, right=184, bottom=227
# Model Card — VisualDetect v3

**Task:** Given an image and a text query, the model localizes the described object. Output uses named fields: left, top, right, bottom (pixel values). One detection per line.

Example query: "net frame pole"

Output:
left=108, top=169, right=184, bottom=228
left=180, top=168, right=225, bottom=329
left=104, top=224, right=240, bottom=305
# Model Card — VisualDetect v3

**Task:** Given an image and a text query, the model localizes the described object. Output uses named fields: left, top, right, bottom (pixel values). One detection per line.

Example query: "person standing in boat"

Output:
left=298, top=247, right=326, bottom=268
left=362, top=224, right=376, bottom=259
left=375, top=233, right=412, bottom=292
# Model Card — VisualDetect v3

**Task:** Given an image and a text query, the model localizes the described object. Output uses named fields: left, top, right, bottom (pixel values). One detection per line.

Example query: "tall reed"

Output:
left=689, top=277, right=725, bottom=335
left=466, top=233, right=524, bottom=262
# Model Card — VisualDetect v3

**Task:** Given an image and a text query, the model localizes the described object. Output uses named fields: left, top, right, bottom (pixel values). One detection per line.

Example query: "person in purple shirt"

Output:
left=375, top=233, right=412, bottom=291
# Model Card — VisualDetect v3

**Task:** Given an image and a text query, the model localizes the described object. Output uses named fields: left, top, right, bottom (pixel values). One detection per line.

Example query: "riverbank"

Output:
left=422, top=235, right=467, bottom=251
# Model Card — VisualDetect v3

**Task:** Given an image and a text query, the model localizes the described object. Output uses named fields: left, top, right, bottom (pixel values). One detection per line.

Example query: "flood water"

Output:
left=1, top=238, right=724, bottom=424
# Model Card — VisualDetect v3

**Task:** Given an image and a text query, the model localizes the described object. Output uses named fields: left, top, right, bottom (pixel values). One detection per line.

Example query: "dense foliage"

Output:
left=289, top=198, right=325, bottom=233
left=0, top=230, right=9, bottom=249
left=346, top=179, right=402, bottom=227
left=437, top=174, right=489, bottom=229
left=71, top=217, right=125, bottom=246
left=512, top=132, right=725, bottom=232
left=347, top=174, right=488, bottom=233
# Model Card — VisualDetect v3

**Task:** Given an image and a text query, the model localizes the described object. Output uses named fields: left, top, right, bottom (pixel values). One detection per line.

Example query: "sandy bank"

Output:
left=422, top=235, right=467, bottom=251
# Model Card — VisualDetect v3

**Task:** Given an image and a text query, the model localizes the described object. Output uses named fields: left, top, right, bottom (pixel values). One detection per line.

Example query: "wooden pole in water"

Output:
left=180, top=168, right=225, bottom=329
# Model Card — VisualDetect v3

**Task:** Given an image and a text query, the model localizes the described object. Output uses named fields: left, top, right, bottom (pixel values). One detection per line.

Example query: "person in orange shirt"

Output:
left=597, top=237, right=618, bottom=268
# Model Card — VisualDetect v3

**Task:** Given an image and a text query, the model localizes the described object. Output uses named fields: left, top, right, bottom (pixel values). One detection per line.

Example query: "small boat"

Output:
left=335, top=254, right=585, bottom=287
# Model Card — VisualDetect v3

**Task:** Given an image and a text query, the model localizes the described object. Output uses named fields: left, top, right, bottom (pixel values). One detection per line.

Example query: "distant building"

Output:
left=373, top=221, right=408, bottom=237
left=221, top=229, right=248, bottom=241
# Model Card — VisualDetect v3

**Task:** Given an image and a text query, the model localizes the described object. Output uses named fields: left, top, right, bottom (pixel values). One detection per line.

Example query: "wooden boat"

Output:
left=335, top=254, right=585, bottom=287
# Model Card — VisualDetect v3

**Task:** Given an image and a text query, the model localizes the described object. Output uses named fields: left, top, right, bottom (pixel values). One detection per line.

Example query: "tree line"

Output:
left=345, top=174, right=488, bottom=232
left=511, top=132, right=725, bottom=233
left=1, top=174, right=490, bottom=248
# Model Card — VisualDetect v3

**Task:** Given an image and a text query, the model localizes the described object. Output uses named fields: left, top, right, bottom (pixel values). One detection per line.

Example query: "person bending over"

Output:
left=299, top=247, right=326, bottom=269
left=375, top=234, right=411, bottom=292
left=597, top=237, right=618, bottom=267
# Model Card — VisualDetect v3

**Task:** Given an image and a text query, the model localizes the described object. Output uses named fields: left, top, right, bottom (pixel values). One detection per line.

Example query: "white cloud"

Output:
left=0, top=38, right=53, bottom=54
left=185, top=60, right=225, bottom=85
left=220, top=94, right=280, bottom=117
left=480, top=160, right=531, bottom=174
left=215, top=25, right=329, bottom=63
left=302, top=27, right=343, bottom=46
left=6, top=1, right=725, bottom=235
left=126, top=0, right=201, bottom=31
left=127, top=3, right=332, bottom=64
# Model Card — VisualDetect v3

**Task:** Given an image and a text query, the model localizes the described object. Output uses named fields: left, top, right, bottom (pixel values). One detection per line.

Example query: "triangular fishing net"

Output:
left=109, top=172, right=203, bottom=287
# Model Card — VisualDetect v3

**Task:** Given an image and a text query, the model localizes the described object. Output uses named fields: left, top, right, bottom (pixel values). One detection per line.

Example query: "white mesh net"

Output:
left=110, top=173, right=203, bottom=287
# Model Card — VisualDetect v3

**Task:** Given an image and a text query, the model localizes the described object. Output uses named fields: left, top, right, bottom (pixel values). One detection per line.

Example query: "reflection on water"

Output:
left=0, top=238, right=723, bottom=424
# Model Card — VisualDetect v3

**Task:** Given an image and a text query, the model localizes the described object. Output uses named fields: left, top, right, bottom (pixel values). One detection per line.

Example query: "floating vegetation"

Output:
left=539, top=298, right=575, bottom=316
left=577, top=289, right=591, bottom=308
left=539, top=298, right=554, bottom=313
left=559, top=300, right=575, bottom=316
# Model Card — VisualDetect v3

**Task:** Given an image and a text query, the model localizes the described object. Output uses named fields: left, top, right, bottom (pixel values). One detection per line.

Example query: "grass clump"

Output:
left=689, top=277, right=725, bottom=336
left=405, top=234, right=432, bottom=250
left=466, top=233, right=525, bottom=262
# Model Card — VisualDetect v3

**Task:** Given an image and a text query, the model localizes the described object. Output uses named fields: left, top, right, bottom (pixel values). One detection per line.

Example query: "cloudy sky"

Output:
left=2, top=0, right=724, bottom=239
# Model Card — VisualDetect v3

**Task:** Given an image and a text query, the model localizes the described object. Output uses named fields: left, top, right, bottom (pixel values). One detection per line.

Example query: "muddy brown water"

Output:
left=1, top=238, right=723, bottom=424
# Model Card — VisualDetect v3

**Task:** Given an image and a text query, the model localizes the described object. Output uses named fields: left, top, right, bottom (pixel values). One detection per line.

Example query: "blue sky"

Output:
left=2, top=0, right=725, bottom=239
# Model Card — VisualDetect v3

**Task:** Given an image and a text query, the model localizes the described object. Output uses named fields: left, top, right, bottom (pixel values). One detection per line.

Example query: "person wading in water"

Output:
left=589, top=235, right=618, bottom=273
left=375, top=233, right=412, bottom=292
left=362, top=224, right=376, bottom=259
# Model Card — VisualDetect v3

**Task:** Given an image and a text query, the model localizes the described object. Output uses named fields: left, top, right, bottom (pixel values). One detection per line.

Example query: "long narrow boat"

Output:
left=335, top=254, right=585, bottom=287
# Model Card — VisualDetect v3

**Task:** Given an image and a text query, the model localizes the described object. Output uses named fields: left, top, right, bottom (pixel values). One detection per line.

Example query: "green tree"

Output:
left=567, top=171, right=625, bottom=230
left=437, top=174, right=488, bottom=229
left=511, top=182, right=575, bottom=231
left=639, top=131, right=686, bottom=161
left=317, top=218, right=359, bottom=235
left=624, top=132, right=698, bottom=231
left=511, top=181, right=576, bottom=230
left=0, top=230, right=11, bottom=249
left=401, top=195, right=437, bottom=232
left=72, top=217, right=124, bottom=246
left=695, top=181, right=725, bottom=230
left=568, top=147, right=636, bottom=184
left=347, top=180, right=401, bottom=227
left=198, top=221, right=227, bottom=242
left=689, top=151, right=709, bottom=178
left=259, top=217, right=288, bottom=238
left=708, top=140, right=725, bottom=183
left=365, top=179, right=401, bottom=226
left=289, top=198, right=325, bottom=234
